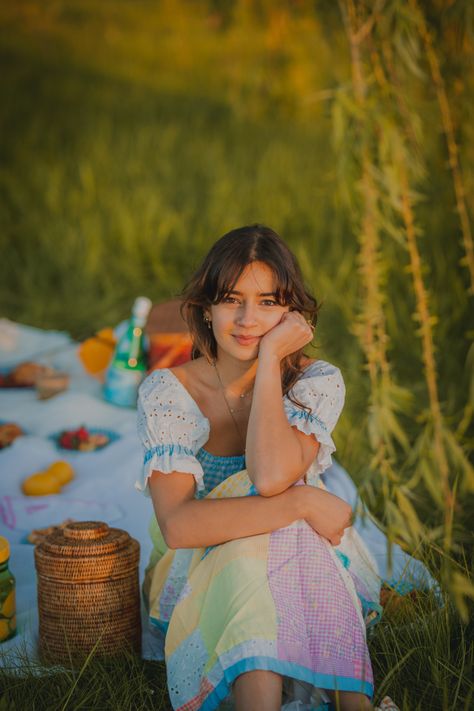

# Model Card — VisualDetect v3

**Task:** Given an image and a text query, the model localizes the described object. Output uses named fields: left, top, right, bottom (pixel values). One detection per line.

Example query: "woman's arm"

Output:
left=148, top=469, right=352, bottom=549
left=246, top=311, right=319, bottom=496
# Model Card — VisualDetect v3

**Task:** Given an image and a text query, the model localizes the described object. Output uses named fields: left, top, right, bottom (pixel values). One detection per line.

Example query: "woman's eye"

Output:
left=222, top=296, right=239, bottom=304
left=261, top=300, right=278, bottom=306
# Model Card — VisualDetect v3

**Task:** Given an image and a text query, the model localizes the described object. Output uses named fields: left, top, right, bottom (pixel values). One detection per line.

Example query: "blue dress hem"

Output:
left=198, top=656, right=374, bottom=711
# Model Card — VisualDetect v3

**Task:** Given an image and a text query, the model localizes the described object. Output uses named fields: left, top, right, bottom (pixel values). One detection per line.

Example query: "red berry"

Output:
left=77, top=427, right=89, bottom=442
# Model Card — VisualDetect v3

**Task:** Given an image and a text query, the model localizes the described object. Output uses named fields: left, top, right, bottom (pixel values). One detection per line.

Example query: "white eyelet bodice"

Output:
left=136, top=360, right=345, bottom=497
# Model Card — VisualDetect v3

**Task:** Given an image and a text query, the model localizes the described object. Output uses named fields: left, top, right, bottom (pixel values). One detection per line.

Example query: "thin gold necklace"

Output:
left=213, top=362, right=252, bottom=451
left=213, top=363, right=253, bottom=413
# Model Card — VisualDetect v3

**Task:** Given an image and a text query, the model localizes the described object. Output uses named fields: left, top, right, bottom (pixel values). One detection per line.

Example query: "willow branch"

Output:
left=344, top=0, right=390, bottom=385
left=409, top=0, right=474, bottom=294
left=369, top=36, right=453, bottom=544
left=397, top=161, right=452, bottom=546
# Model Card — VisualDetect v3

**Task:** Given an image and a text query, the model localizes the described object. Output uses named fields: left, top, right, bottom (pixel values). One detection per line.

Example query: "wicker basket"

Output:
left=35, top=521, right=141, bottom=663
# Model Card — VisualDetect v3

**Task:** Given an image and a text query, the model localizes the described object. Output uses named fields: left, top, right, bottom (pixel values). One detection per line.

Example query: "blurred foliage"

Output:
left=0, top=1, right=473, bottom=704
left=0, top=0, right=350, bottom=334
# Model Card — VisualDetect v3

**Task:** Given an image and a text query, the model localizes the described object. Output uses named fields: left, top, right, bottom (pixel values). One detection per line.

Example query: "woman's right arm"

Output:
left=149, top=470, right=352, bottom=549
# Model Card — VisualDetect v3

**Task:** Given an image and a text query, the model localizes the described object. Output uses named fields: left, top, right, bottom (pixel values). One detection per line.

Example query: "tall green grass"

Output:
left=369, top=589, right=474, bottom=710
left=1, top=586, right=473, bottom=710
left=0, top=645, right=171, bottom=710
left=0, top=45, right=342, bottom=340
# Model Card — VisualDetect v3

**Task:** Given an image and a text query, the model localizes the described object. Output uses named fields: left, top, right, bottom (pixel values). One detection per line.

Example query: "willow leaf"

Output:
left=442, top=428, right=474, bottom=491
left=417, top=456, right=445, bottom=508
left=394, top=32, right=425, bottom=80
left=380, top=405, right=410, bottom=451
left=395, top=488, right=424, bottom=543
left=450, top=571, right=474, bottom=623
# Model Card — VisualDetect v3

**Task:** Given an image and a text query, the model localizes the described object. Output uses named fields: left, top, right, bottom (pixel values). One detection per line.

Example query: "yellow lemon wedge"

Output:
left=46, top=461, right=75, bottom=485
left=21, top=471, right=63, bottom=496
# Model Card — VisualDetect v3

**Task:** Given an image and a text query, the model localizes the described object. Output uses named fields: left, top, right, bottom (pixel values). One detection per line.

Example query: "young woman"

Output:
left=136, top=225, right=385, bottom=711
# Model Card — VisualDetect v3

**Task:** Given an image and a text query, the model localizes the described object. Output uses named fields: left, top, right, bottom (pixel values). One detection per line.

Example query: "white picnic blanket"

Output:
left=0, top=318, right=435, bottom=664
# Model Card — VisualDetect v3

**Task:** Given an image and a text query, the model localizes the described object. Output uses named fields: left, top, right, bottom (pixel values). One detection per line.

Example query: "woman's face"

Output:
left=208, top=261, right=289, bottom=362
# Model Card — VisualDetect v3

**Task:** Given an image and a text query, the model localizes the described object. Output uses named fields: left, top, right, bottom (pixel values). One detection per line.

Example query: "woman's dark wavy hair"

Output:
left=180, top=224, right=319, bottom=404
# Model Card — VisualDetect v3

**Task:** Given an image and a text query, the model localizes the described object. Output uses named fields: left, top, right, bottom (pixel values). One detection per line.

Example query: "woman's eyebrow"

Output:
left=227, top=290, right=277, bottom=297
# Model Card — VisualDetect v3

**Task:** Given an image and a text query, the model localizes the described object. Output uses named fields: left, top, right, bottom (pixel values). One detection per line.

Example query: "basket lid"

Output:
left=37, top=521, right=132, bottom=558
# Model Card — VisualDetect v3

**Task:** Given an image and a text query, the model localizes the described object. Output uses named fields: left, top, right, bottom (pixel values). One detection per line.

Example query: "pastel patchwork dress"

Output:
left=136, top=361, right=382, bottom=711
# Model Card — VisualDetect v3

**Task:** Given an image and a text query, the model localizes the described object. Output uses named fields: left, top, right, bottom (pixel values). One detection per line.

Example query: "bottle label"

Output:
left=103, top=366, right=144, bottom=408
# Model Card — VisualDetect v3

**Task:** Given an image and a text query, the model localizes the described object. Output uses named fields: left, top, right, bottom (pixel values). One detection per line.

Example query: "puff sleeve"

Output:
left=135, top=369, right=210, bottom=496
left=283, top=360, right=345, bottom=476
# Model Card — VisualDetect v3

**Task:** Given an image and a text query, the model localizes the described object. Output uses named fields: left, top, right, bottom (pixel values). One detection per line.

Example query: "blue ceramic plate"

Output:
left=49, top=427, right=120, bottom=452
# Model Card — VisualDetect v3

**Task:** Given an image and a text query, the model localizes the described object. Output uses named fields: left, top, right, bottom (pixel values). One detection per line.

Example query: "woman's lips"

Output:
left=233, top=335, right=260, bottom=346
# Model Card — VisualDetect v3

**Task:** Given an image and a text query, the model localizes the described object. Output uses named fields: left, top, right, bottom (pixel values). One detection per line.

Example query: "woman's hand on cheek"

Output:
left=258, top=311, right=314, bottom=361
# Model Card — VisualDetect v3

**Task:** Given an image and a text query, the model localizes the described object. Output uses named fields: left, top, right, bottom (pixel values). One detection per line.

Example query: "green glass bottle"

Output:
left=103, top=296, right=152, bottom=408
left=0, top=537, right=16, bottom=643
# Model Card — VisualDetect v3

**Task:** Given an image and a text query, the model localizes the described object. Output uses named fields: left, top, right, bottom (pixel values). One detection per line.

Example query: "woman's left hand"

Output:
left=258, top=311, right=314, bottom=361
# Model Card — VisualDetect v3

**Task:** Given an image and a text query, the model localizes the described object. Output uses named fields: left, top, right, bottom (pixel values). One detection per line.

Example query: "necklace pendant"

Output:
left=240, top=393, right=245, bottom=398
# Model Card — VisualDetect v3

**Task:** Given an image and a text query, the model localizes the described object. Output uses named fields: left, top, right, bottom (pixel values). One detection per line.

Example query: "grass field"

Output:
left=1, top=2, right=473, bottom=709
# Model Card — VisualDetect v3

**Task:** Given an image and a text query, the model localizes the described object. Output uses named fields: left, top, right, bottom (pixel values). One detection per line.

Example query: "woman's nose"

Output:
left=236, top=302, right=258, bottom=326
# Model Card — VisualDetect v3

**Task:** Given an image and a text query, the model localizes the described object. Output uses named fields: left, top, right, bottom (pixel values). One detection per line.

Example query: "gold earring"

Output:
left=204, top=315, right=212, bottom=329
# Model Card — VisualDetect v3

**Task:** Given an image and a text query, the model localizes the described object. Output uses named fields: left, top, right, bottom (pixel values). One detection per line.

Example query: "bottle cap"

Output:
left=0, top=536, right=10, bottom=564
left=132, top=296, right=152, bottom=322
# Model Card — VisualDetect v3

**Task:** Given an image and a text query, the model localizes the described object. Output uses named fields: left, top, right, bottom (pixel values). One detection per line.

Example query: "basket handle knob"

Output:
left=63, top=521, right=110, bottom=540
